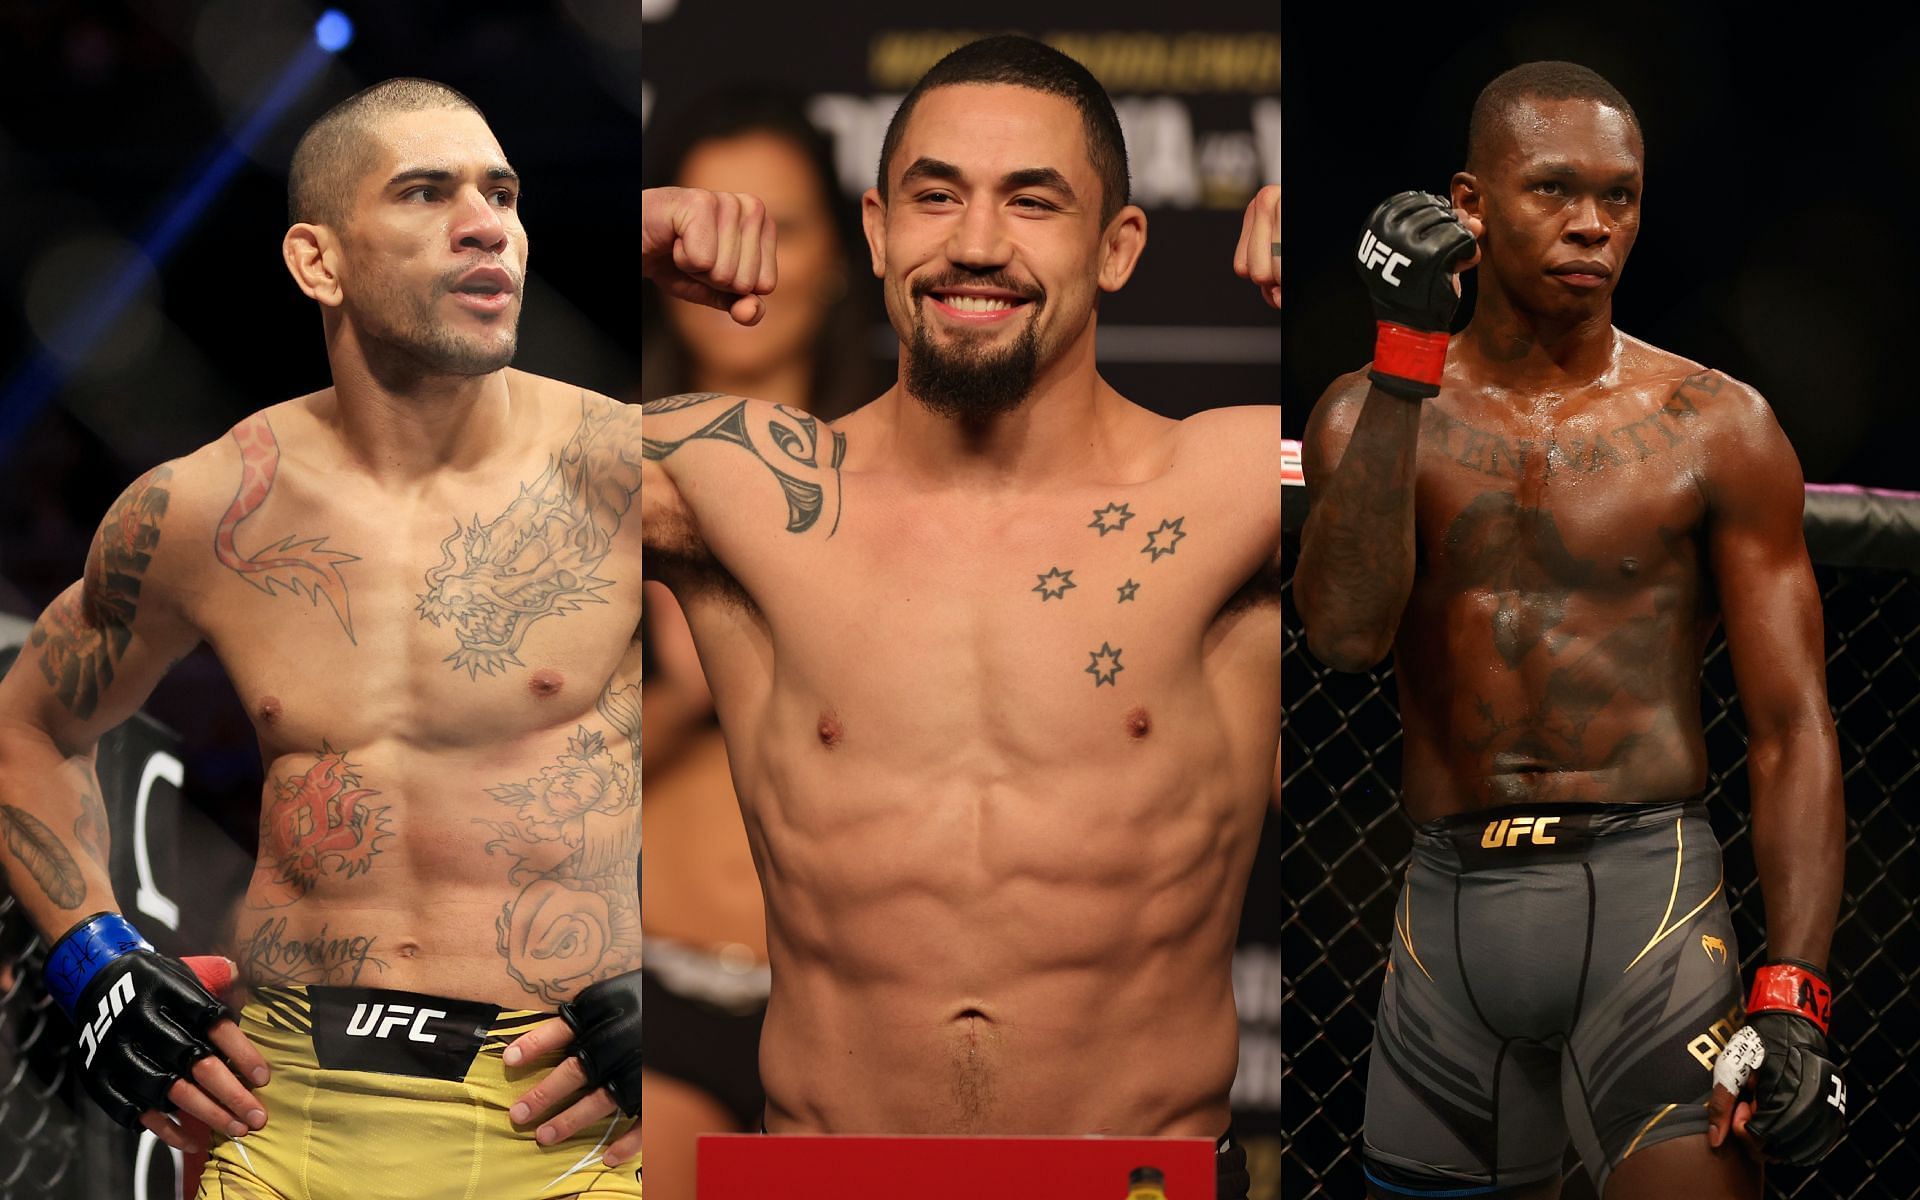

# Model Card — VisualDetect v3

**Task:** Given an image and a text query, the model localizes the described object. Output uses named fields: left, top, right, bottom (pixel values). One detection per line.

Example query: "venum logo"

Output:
left=78, top=972, right=138, bottom=1068
left=1701, top=935, right=1728, bottom=964
left=1357, top=230, right=1412, bottom=286
left=345, top=1002, right=447, bottom=1044
left=1480, top=815, right=1561, bottom=849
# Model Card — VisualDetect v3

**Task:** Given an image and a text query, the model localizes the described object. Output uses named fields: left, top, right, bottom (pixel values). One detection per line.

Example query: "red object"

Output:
left=1373, top=322, right=1450, bottom=388
left=1749, top=963, right=1833, bottom=1034
left=699, top=1135, right=1217, bottom=1200
left=182, top=955, right=234, bottom=999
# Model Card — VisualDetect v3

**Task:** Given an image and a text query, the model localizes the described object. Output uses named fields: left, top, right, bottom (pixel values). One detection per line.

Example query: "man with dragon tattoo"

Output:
left=0, top=79, right=641, bottom=1197
left=641, top=36, right=1282, bottom=1200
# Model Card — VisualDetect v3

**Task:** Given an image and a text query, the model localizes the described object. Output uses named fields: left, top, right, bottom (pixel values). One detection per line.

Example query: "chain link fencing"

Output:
left=1280, top=486, right=1920, bottom=1198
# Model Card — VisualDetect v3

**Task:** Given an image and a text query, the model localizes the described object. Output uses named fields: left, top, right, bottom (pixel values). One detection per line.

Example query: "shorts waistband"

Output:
left=1416, top=798, right=1707, bottom=870
left=248, top=984, right=556, bottom=1081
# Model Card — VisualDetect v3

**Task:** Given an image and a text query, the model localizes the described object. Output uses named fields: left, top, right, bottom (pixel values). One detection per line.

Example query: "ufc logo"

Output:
left=345, top=1002, right=447, bottom=1044
left=1481, top=815, right=1561, bottom=849
left=1358, top=231, right=1413, bottom=285
left=1829, top=1075, right=1847, bottom=1114
left=77, top=973, right=137, bottom=1069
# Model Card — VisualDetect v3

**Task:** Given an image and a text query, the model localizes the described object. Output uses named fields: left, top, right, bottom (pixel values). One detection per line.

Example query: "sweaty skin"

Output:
left=1, top=373, right=643, bottom=1011
left=642, top=392, right=1281, bottom=1136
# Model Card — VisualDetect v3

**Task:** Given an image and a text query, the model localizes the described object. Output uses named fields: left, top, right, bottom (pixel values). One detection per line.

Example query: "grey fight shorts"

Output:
left=1361, top=799, right=1744, bottom=1195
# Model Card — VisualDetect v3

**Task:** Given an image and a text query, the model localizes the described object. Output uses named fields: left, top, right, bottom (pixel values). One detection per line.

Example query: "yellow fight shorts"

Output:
left=196, top=984, right=642, bottom=1199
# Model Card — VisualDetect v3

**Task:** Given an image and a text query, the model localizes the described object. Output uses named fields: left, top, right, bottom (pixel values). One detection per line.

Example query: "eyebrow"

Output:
left=387, top=165, right=521, bottom=188
left=899, top=157, right=1078, bottom=204
left=1528, top=162, right=1639, bottom=182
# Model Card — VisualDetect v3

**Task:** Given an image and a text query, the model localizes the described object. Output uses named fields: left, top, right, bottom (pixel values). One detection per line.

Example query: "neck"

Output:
left=884, top=322, right=1112, bottom=485
left=691, top=355, right=815, bottom=415
left=323, top=326, right=519, bottom=480
left=1461, top=280, right=1618, bottom=386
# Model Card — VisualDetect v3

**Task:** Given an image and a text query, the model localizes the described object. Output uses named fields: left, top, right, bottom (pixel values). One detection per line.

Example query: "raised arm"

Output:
left=0, top=465, right=199, bottom=940
left=1293, top=192, right=1474, bottom=672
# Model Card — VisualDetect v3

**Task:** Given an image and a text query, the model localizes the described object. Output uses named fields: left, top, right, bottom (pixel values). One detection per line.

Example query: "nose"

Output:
left=944, top=197, right=1013, bottom=271
left=450, top=186, right=510, bottom=256
left=1565, top=194, right=1609, bottom=246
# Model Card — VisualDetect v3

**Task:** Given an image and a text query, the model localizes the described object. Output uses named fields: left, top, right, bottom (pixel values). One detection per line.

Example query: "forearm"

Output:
left=1746, top=720, right=1846, bottom=971
left=1296, top=386, right=1423, bottom=670
left=0, top=720, right=117, bottom=943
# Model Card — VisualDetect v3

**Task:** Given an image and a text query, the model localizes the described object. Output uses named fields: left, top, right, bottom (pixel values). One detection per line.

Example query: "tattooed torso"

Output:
left=20, top=371, right=644, bottom=1008
left=1391, top=336, right=1737, bottom=819
left=642, top=392, right=1282, bottom=1135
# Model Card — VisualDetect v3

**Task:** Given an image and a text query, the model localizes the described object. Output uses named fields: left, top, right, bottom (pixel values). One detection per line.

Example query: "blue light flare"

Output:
left=315, top=10, right=354, bottom=53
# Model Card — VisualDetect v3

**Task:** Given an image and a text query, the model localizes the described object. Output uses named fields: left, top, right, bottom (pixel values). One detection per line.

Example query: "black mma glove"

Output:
left=559, top=970, right=641, bottom=1115
left=46, top=912, right=229, bottom=1128
left=1356, top=191, right=1476, bottom=399
left=1714, top=959, right=1846, bottom=1165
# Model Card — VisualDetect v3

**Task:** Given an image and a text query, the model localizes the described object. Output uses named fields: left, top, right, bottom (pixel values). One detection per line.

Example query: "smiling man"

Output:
left=641, top=35, right=1279, bottom=1199
left=0, top=79, right=641, bottom=1198
left=1295, top=62, right=1846, bottom=1199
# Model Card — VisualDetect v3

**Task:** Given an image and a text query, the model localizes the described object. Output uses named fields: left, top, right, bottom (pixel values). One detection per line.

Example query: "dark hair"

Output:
left=875, top=34, right=1130, bottom=227
left=640, top=87, right=883, bottom=421
left=289, top=78, right=486, bottom=227
left=1467, top=61, right=1641, bottom=170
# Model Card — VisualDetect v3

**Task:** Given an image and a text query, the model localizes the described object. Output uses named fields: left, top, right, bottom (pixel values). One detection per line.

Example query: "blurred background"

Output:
left=639, top=4, right=1284, bottom=1199
left=1282, top=0, right=1920, bottom=493
left=0, top=4, right=639, bottom=1196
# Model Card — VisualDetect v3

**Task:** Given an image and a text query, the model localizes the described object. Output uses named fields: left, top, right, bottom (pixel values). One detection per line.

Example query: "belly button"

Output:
left=397, top=942, right=420, bottom=959
left=1620, top=557, right=1640, bottom=576
left=528, top=669, right=564, bottom=698
left=1125, top=706, right=1151, bottom=739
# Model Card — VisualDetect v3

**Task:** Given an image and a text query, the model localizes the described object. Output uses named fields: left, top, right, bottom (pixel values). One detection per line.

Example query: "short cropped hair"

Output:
left=288, top=78, right=486, bottom=227
left=1467, top=61, right=1641, bottom=170
left=875, top=34, right=1131, bottom=226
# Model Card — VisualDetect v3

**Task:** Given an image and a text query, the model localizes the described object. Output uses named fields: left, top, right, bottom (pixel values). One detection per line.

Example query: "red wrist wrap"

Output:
left=1749, top=963, right=1832, bottom=1035
left=1373, top=323, right=1451, bottom=388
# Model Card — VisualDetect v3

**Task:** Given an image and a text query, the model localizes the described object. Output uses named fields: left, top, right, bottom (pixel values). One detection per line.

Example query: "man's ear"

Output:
left=860, top=187, right=888, bottom=279
left=1096, top=205, right=1148, bottom=293
left=1450, top=172, right=1481, bottom=223
left=282, top=223, right=344, bottom=307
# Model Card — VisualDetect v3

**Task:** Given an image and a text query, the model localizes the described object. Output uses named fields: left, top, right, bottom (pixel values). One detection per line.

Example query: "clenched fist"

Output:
left=641, top=186, right=779, bottom=326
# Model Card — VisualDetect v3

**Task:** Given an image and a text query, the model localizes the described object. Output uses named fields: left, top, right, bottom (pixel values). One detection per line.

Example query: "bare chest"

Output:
left=191, top=467, right=642, bottom=756
left=1414, top=387, right=1709, bottom=595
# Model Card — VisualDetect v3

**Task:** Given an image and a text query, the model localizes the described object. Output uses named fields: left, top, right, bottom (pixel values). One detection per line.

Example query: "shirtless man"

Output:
left=1294, top=62, right=1846, bottom=1198
left=641, top=35, right=1279, bottom=1198
left=0, top=79, right=642, bottom=1199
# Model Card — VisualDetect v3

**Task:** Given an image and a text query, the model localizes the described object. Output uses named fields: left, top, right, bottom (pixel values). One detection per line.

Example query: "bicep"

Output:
left=1707, top=399, right=1829, bottom=734
left=1, top=464, right=199, bottom=752
left=1299, top=373, right=1369, bottom=506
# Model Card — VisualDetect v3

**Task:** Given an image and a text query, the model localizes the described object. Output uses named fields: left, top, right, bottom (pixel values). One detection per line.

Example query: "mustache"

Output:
left=434, top=259, right=524, bottom=295
left=910, top=271, right=1042, bottom=303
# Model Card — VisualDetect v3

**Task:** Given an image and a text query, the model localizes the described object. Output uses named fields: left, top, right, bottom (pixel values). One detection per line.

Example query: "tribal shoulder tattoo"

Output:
left=642, top=393, right=847, bottom=537
left=478, top=679, right=642, bottom=1003
left=30, top=465, right=172, bottom=720
left=417, top=398, right=645, bottom=677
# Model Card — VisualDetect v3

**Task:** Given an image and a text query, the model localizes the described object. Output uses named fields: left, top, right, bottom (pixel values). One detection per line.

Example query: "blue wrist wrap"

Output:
left=45, top=912, right=151, bottom=1014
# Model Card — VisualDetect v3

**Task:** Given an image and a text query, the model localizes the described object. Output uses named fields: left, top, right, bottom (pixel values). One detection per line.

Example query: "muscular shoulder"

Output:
left=1618, top=341, right=1801, bottom=504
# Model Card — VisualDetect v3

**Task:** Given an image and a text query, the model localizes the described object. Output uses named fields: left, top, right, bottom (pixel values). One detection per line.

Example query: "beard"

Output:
left=903, top=277, right=1045, bottom=422
left=351, top=263, right=524, bottom=379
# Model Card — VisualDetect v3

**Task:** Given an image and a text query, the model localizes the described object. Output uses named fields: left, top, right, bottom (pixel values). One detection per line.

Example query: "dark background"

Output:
left=0, top=0, right=640, bottom=863
left=1282, top=0, right=1920, bottom=493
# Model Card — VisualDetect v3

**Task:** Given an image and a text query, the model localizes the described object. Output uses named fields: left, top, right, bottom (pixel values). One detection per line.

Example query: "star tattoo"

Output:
left=1117, top=579, right=1140, bottom=603
left=1033, top=567, right=1077, bottom=601
left=1085, top=642, right=1124, bottom=687
left=1140, top=516, right=1187, bottom=562
left=1088, top=502, right=1135, bottom=536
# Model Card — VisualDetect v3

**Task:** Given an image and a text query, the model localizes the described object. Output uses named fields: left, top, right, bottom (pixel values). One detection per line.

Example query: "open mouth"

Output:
left=924, top=289, right=1034, bottom=323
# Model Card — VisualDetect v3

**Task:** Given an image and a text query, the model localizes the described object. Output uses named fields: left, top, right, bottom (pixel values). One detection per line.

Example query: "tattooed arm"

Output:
left=1702, top=375, right=1843, bottom=970
left=1294, top=371, right=1423, bottom=671
left=640, top=391, right=848, bottom=591
left=0, top=465, right=200, bottom=940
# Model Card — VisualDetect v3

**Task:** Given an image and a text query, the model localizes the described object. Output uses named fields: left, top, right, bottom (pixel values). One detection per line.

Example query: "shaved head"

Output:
left=1467, top=61, right=1640, bottom=172
left=288, top=77, right=486, bottom=228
